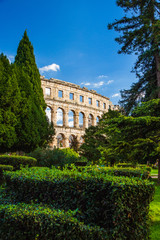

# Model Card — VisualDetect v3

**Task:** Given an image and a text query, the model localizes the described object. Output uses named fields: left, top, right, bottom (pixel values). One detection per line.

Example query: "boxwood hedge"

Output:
left=5, top=167, right=155, bottom=240
left=0, top=203, right=108, bottom=240
left=0, top=165, right=13, bottom=184
left=0, top=155, right=37, bottom=170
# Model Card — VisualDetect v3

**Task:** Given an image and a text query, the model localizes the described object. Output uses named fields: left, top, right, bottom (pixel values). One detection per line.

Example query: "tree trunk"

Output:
left=155, top=54, right=160, bottom=98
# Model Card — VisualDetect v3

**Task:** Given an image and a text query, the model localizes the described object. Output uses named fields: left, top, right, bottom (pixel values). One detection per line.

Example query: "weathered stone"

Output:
left=41, top=76, right=118, bottom=148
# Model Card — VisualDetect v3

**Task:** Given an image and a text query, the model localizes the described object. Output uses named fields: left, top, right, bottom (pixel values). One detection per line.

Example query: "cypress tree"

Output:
left=108, top=0, right=160, bottom=114
left=14, top=31, right=55, bottom=152
left=0, top=54, right=21, bottom=152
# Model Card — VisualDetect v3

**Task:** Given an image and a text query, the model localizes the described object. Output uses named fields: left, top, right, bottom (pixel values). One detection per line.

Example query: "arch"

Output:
left=57, top=133, right=65, bottom=148
left=79, top=112, right=84, bottom=128
left=45, top=106, right=52, bottom=122
left=57, top=108, right=64, bottom=126
left=69, top=134, right=76, bottom=148
left=96, top=116, right=100, bottom=124
left=68, top=110, right=75, bottom=127
left=88, top=114, right=93, bottom=127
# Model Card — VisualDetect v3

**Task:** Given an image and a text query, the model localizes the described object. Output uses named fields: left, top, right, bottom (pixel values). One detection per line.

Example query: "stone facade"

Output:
left=41, top=76, right=118, bottom=148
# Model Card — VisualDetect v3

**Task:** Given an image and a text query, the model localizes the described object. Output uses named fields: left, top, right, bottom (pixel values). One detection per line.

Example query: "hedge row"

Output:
left=0, top=165, right=13, bottom=184
left=77, top=166, right=150, bottom=179
left=0, top=155, right=37, bottom=170
left=0, top=203, right=108, bottom=240
left=5, top=167, right=155, bottom=240
left=116, top=163, right=151, bottom=172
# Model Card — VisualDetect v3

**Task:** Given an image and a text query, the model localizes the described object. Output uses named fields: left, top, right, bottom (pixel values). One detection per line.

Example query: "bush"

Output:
left=5, top=167, right=155, bottom=240
left=116, top=163, right=136, bottom=168
left=0, top=165, right=13, bottom=184
left=0, top=155, right=37, bottom=170
left=75, top=166, right=150, bottom=179
left=29, top=147, right=79, bottom=168
left=0, top=203, right=108, bottom=240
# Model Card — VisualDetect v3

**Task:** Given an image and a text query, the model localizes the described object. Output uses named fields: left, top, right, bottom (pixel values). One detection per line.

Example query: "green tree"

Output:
left=0, top=54, right=21, bottom=152
left=108, top=0, right=160, bottom=114
left=80, top=125, right=109, bottom=164
left=99, top=101, right=160, bottom=182
left=14, top=31, right=55, bottom=152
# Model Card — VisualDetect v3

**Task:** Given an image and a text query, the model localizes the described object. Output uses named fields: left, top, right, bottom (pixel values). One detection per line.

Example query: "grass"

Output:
left=151, top=168, right=158, bottom=176
left=150, top=179, right=160, bottom=240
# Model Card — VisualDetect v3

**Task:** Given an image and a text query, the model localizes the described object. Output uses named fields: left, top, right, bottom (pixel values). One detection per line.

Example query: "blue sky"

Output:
left=0, top=0, right=137, bottom=105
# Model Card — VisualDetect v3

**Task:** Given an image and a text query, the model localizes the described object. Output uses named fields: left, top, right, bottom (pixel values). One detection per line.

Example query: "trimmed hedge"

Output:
left=5, top=167, right=155, bottom=240
left=0, top=165, right=13, bottom=184
left=0, top=204, right=108, bottom=240
left=77, top=166, right=150, bottom=179
left=116, top=163, right=151, bottom=172
left=0, top=155, right=37, bottom=170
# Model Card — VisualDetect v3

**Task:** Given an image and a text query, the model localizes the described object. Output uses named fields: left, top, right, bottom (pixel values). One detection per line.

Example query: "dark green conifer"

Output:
left=0, top=54, right=21, bottom=152
left=14, top=31, right=55, bottom=152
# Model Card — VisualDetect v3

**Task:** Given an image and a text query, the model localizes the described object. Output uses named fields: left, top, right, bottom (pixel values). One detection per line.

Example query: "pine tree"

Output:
left=14, top=31, right=55, bottom=152
left=108, top=0, right=160, bottom=114
left=0, top=54, right=21, bottom=152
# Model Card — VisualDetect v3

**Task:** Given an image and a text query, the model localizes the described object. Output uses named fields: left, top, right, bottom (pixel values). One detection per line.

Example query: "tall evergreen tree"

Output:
left=0, top=54, right=21, bottom=152
left=14, top=31, right=55, bottom=152
left=108, top=0, right=160, bottom=114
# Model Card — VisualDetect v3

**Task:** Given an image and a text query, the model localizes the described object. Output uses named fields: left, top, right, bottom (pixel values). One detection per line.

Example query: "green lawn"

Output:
left=151, top=168, right=158, bottom=176
left=150, top=179, right=160, bottom=240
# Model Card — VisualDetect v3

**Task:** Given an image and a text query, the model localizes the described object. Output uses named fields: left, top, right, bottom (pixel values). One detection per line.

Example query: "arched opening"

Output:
left=88, top=114, right=93, bottom=127
left=57, top=108, right=64, bottom=126
left=45, top=106, right=52, bottom=122
left=68, top=110, right=75, bottom=127
left=57, top=133, right=65, bottom=148
left=69, top=134, right=76, bottom=148
left=96, top=116, right=100, bottom=124
left=79, top=112, right=84, bottom=128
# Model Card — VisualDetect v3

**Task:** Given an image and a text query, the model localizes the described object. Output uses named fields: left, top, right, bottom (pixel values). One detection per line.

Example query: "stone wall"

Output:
left=41, top=76, right=117, bottom=148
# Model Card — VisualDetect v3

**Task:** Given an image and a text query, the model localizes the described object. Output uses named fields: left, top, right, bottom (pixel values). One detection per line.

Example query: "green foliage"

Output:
left=80, top=125, right=108, bottom=163
left=14, top=31, right=55, bottom=152
left=5, top=167, right=155, bottom=239
left=0, top=203, right=108, bottom=240
left=108, top=0, right=160, bottom=114
left=79, top=166, right=150, bottom=180
left=0, top=165, right=13, bottom=184
left=0, top=155, right=36, bottom=170
left=29, top=147, right=79, bottom=168
left=0, top=54, right=21, bottom=152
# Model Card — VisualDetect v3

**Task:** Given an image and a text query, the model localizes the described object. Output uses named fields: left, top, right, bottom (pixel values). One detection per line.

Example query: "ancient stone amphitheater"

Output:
left=41, top=76, right=118, bottom=148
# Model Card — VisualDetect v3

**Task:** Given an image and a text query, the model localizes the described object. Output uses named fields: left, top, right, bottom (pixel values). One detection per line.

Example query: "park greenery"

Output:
left=108, top=0, right=160, bottom=115
left=0, top=31, right=55, bottom=153
left=0, top=1, right=160, bottom=239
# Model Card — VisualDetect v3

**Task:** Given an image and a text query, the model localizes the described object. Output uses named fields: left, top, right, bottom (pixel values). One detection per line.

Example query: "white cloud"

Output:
left=112, top=93, right=120, bottom=98
left=106, top=80, right=114, bottom=85
left=39, top=63, right=60, bottom=73
left=97, top=75, right=108, bottom=79
left=8, top=55, right=15, bottom=63
left=81, top=82, right=91, bottom=86
left=93, top=81, right=104, bottom=87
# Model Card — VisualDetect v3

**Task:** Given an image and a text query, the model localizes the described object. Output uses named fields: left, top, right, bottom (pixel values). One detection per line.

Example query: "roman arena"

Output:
left=41, top=76, right=118, bottom=148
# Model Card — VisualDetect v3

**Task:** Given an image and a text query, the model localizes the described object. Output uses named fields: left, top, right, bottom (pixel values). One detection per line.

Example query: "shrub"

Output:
left=5, top=167, right=155, bottom=240
left=29, top=147, right=79, bottom=168
left=0, top=165, right=13, bottom=184
left=75, top=166, right=150, bottom=179
left=0, top=155, right=37, bottom=170
left=0, top=203, right=108, bottom=240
